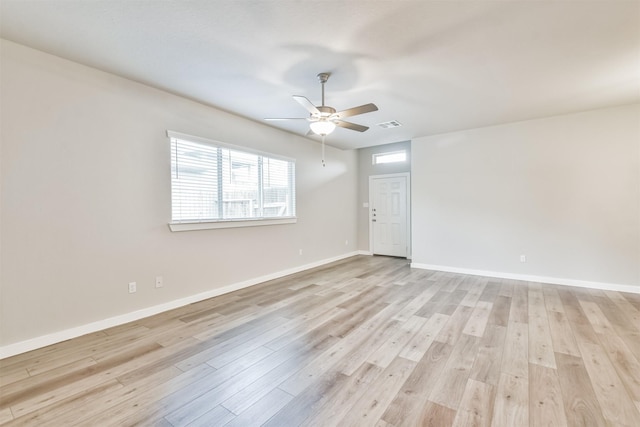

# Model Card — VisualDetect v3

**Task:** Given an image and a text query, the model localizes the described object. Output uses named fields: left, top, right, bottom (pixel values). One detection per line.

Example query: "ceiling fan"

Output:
left=265, top=72, right=378, bottom=136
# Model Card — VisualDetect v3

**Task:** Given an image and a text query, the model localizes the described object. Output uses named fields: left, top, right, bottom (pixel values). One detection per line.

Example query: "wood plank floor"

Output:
left=1, top=255, right=640, bottom=426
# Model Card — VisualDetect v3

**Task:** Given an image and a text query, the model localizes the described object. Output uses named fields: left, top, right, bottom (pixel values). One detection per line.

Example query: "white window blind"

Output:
left=168, top=131, right=296, bottom=225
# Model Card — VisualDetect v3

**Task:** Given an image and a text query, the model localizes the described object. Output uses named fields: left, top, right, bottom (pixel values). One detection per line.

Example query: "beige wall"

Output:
left=356, top=141, right=411, bottom=251
left=411, top=104, right=640, bottom=289
left=0, top=40, right=358, bottom=349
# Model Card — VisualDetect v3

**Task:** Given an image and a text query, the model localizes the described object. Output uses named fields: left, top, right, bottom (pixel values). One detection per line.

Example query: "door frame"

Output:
left=368, top=172, right=411, bottom=258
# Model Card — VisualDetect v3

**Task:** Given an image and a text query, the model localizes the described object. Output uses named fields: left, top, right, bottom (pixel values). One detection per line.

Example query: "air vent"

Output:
left=377, top=120, right=402, bottom=129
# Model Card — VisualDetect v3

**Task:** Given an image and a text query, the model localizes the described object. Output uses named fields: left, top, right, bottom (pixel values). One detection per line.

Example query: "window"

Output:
left=168, top=131, right=296, bottom=231
left=372, top=150, right=407, bottom=165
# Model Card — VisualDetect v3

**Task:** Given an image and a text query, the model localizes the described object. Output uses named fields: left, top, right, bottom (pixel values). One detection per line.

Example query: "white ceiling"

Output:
left=1, top=1, right=639, bottom=150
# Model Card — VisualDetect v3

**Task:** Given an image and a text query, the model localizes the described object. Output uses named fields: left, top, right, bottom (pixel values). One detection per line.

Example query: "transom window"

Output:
left=168, top=131, right=296, bottom=229
left=372, top=150, right=407, bottom=165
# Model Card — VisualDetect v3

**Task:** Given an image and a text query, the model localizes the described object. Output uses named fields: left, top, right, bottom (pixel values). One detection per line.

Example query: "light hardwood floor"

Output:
left=1, top=255, right=640, bottom=426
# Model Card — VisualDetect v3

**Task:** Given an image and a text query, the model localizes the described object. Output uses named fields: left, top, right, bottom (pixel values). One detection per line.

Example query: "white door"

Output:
left=370, top=175, right=409, bottom=257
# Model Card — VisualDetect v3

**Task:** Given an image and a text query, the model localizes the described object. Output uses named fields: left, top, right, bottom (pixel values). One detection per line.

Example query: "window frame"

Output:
left=167, top=130, right=297, bottom=232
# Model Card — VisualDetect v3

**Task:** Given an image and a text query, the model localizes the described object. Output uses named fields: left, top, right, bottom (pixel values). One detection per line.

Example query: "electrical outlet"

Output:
left=520, top=255, right=526, bottom=263
left=345, top=240, right=349, bottom=246
left=155, top=276, right=163, bottom=288
left=299, top=249, right=303, bottom=255
left=128, top=282, right=137, bottom=293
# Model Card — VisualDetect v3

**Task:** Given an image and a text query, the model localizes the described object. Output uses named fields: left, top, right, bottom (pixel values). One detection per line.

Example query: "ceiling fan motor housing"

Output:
left=316, top=106, right=336, bottom=118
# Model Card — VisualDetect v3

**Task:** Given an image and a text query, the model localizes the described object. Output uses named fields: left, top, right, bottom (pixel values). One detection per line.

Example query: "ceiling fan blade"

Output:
left=334, top=120, right=369, bottom=132
left=264, top=117, right=308, bottom=121
left=293, top=95, right=320, bottom=116
left=333, top=103, right=378, bottom=119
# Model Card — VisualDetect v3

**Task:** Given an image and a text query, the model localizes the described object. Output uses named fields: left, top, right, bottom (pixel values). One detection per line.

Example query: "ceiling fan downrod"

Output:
left=315, top=73, right=336, bottom=123
left=317, top=72, right=330, bottom=107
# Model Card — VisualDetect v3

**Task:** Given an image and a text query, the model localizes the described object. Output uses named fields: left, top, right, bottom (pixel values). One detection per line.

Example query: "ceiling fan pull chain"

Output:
left=322, top=135, right=326, bottom=167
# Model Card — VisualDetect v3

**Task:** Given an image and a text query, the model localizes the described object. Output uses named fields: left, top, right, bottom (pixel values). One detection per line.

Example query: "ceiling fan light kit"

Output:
left=309, top=119, right=336, bottom=135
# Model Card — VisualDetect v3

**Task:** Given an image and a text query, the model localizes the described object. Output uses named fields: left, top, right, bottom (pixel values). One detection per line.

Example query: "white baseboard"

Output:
left=0, top=251, right=361, bottom=359
left=410, top=263, right=640, bottom=295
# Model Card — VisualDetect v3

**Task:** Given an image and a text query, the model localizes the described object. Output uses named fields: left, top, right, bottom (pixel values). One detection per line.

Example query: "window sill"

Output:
left=169, top=217, right=297, bottom=232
